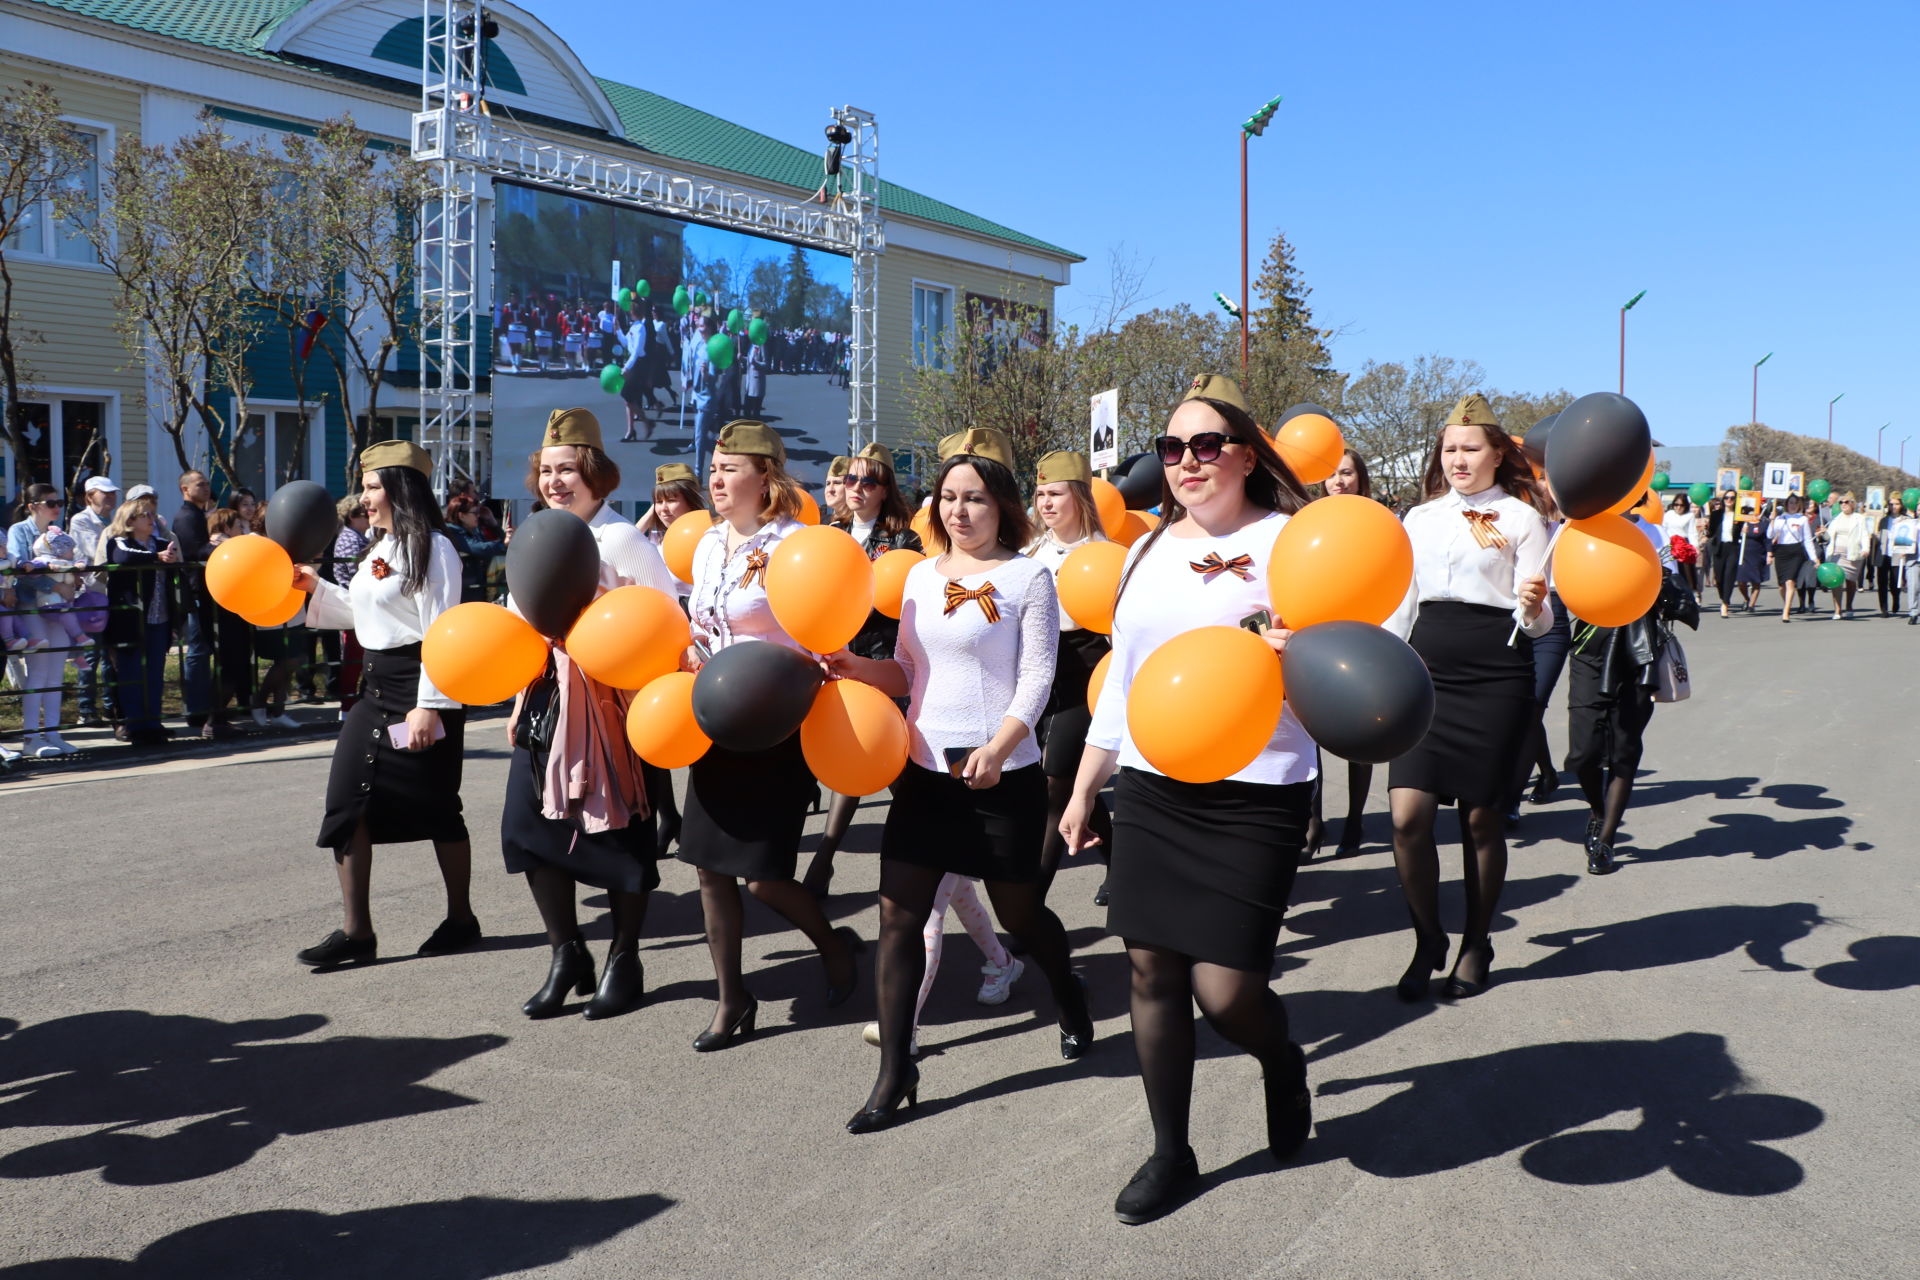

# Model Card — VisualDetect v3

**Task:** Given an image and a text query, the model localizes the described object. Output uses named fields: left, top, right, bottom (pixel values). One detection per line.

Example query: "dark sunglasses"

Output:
left=34, top=498, right=65, bottom=508
left=1153, top=432, right=1240, bottom=465
left=843, top=475, right=883, bottom=490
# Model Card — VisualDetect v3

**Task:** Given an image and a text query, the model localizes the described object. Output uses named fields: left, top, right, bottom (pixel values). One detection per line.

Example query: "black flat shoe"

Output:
left=824, top=926, right=864, bottom=1008
left=1092, top=879, right=1110, bottom=907
left=1441, top=938, right=1495, bottom=1001
left=1396, top=930, right=1447, bottom=1002
left=846, top=1066, right=920, bottom=1134
left=1587, top=837, right=1617, bottom=877
left=1264, top=1042, right=1312, bottom=1161
left=416, top=915, right=481, bottom=956
left=523, top=939, right=595, bottom=1018
left=296, top=929, right=377, bottom=968
left=1529, top=771, right=1561, bottom=805
left=1114, top=1147, right=1200, bottom=1225
left=693, top=999, right=758, bottom=1052
left=1059, top=974, right=1095, bottom=1061
left=583, top=950, right=645, bottom=1020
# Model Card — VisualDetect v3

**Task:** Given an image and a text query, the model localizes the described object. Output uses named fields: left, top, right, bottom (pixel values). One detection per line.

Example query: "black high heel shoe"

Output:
left=1263, top=1042, right=1312, bottom=1161
left=824, top=926, right=865, bottom=1008
left=1058, top=973, right=1095, bottom=1061
left=1396, top=929, right=1448, bottom=1002
left=1336, top=815, right=1366, bottom=857
left=846, top=1065, right=920, bottom=1134
left=1300, top=814, right=1324, bottom=864
left=692, top=999, right=758, bottom=1052
left=523, top=939, right=595, bottom=1019
left=583, top=950, right=645, bottom=1020
left=1441, top=937, right=1496, bottom=1000
left=654, top=816, right=681, bottom=861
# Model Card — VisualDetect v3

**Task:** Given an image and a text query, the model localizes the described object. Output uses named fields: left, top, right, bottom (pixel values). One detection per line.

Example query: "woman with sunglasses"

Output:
left=802, top=443, right=921, bottom=898
left=6, top=484, right=77, bottom=756
left=1384, top=396, right=1550, bottom=1003
left=1060, top=374, right=1317, bottom=1225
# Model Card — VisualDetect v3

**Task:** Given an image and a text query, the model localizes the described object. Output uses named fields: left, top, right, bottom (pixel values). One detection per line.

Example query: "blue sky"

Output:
left=537, top=0, right=1918, bottom=458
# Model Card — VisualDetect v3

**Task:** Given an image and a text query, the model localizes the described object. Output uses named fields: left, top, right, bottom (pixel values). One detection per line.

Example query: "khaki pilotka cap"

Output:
left=358, top=439, right=431, bottom=476
left=654, top=463, right=698, bottom=486
left=935, top=427, right=1016, bottom=471
left=1035, top=450, right=1092, bottom=485
left=542, top=407, right=605, bottom=450
left=1181, top=373, right=1253, bottom=418
left=1444, top=394, right=1501, bottom=429
left=716, top=419, right=786, bottom=464
left=827, top=456, right=851, bottom=479
left=854, top=442, right=893, bottom=468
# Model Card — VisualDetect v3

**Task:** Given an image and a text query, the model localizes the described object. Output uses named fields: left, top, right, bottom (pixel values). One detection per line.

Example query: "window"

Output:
left=11, top=398, right=109, bottom=497
left=231, top=406, right=321, bottom=494
left=912, top=283, right=952, bottom=370
left=2, top=129, right=102, bottom=265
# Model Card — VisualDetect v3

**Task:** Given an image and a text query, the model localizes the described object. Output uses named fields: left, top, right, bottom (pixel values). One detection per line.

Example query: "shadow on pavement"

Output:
left=0, top=1193, right=672, bottom=1278
left=1813, top=936, right=1920, bottom=991
left=1281, top=870, right=1582, bottom=959
left=1515, top=902, right=1825, bottom=980
left=0, top=1012, right=505, bottom=1185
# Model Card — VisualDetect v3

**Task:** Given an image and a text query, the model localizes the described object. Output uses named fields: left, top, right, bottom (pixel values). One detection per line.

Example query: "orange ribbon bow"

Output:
left=737, top=548, right=769, bottom=588
left=1463, top=509, right=1507, bottom=550
left=942, top=580, right=1001, bottom=623
left=1189, top=551, right=1255, bottom=582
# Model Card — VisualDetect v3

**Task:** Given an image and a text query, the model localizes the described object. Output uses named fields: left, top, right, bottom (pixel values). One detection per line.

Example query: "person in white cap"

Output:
left=123, top=486, right=170, bottom=541
left=67, top=476, right=120, bottom=726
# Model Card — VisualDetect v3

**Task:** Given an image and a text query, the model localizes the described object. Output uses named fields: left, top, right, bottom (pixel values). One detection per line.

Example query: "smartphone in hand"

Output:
left=1239, top=609, right=1273, bottom=635
left=943, top=746, right=976, bottom=779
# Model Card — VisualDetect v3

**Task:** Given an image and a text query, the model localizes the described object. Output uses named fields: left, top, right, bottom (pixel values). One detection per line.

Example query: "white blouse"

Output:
left=589, top=504, right=678, bottom=596
left=641, top=525, right=693, bottom=596
left=1025, top=530, right=1101, bottom=632
left=1387, top=486, right=1552, bottom=641
left=893, top=554, right=1058, bottom=773
left=1767, top=512, right=1816, bottom=556
left=306, top=531, right=462, bottom=710
left=1661, top=508, right=1697, bottom=549
left=688, top=515, right=806, bottom=653
left=1085, top=511, right=1317, bottom=787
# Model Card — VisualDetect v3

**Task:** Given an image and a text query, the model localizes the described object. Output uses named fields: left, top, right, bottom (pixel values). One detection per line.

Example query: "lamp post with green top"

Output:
left=1618, top=290, right=1645, bottom=394
left=1240, top=95, right=1281, bottom=375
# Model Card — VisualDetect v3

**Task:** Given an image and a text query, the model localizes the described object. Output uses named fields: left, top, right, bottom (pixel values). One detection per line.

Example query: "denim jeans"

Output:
left=180, top=607, right=214, bottom=724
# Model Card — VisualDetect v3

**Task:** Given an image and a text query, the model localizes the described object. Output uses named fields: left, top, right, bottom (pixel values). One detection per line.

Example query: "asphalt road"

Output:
left=2, top=607, right=1916, bottom=1278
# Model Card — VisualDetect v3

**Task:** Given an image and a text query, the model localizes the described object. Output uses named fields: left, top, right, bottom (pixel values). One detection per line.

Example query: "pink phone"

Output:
left=388, top=720, right=448, bottom=750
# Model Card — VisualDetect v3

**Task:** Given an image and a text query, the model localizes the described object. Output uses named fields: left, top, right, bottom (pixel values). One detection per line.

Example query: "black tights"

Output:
left=1389, top=787, right=1507, bottom=987
left=695, top=867, right=851, bottom=1035
left=1038, top=774, right=1109, bottom=899
left=1128, top=941, right=1292, bottom=1157
left=801, top=791, right=866, bottom=891
left=863, top=859, right=1088, bottom=1111
left=524, top=864, right=649, bottom=954
left=1577, top=767, right=1636, bottom=846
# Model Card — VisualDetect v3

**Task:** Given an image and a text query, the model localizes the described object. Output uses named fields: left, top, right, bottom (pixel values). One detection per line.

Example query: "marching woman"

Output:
left=801, top=442, right=923, bottom=898
left=822, top=455, right=850, bottom=524
left=1734, top=501, right=1771, bottom=611
left=1024, top=449, right=1114, bottom=901
left=1767, top=493, right=1816, bottom=622
left=1311, top=447, right=1380, bottom=856
left=293, top=440, right=478, bottom=967
left=1061, top=374, right=1318, bottom=1224
left=826, top=427, right=1094, bottom=1134
left=1383, top=395, right=1550, bottom=1003
left=679, top=420, right=861, bottom=1051
left=1706, top=492, right=1741, bottom=617
left=635, top=462, right=707, bottom=855
left=507, top=409, right=681, bottom=1020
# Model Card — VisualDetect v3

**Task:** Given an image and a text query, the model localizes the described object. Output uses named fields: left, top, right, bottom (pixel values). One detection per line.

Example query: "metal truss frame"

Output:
left=412, top=0, right=882, bottom=489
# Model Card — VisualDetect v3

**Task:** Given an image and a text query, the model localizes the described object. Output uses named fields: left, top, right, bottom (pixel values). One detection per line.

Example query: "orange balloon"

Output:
left=1056, top=540, right=1128, bottom=634
left=801, top=678, right=909, bottom=796
left=871, top=547, right=924, bottom=620
left=1086, top=651, right=1112, bottom=715
left=1554, top=514, right=1662, bottom=628
left=206, top=534, right=294, bottom=618
left=1126, top=626, right=1284, bottom=783
left=565, top=585, right=690, bottom=690
left=910, top=505, right=935, bottom=547
left=662, top=510, right=713, bottom=583
left=1136, top=511, right=1161, bottom=531
left=1268, top=494, right=1414, bottom=628
left=1090, top=477, right=1127, bottom=539
left=1636, top=492, right=1665, bottom=526
left=423, top=601, right=549, bottom=705
left=244, top=585, right=306, bottom=627
left=1114, top=511, right=1153, bottom=546
left=796, top=490, right=821, bottom=526
left=1273, top=413, right=1344, bottom=485
left=766, top=524, right=873, bottom=652
left=625, top=670, right=711, bottom=768
left=1598, top=450, right=1657, bottom=517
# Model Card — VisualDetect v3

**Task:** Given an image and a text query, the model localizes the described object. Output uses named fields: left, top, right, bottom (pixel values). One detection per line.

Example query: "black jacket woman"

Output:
left=101, top=495, right=180, bottom=744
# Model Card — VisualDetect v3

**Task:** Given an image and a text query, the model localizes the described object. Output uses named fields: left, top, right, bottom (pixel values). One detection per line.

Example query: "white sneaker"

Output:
left=272, top=713, right=301, bottom=730
left=251, top=708, right=271, bottom=727
left=40, top=731, right=76, bottom=755
left=24, top=734, right=62, bottom=759
left=977, top=955, right=1025, bottom=1005
left=7, top=637, right=27, bottom=652
left=75, top=635, right=94, bottom=648
left=0, top=741, right=19, bottom=762
left=23, top=637, right=46, bottom=652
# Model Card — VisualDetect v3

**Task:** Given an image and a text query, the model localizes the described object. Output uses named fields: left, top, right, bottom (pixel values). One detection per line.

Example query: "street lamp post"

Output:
left=1239, top=95, right=1282, bottom=376
left=1751, top=352, right=1772, bottom=425
left=1877, top=423, right=1889, bottom=464
left=1619, top=290, right=1645, bottom=394
left=1901, top=436, right=1911, bottom=473
left=1828, top=393, right=1845, bottom=442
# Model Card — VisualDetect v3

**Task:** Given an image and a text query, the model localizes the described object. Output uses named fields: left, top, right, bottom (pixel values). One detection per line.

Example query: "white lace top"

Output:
left=893, top=553, right=1058, bottom=772
left=688, top=516, right=807, bottom=654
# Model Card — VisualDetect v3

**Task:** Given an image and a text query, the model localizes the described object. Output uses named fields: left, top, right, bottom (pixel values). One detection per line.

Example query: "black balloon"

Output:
left=1543, top=392, right=1651, bottom=520
left=1520, top=412, right=1559, bottom=468
left=1114, top=452, right=1162, bottom=510
left=1277, top=403, right=1334, bottom=428
left=264, top=480, right=339, bottom=564
left=691, top=641, right=824, bottom=752
left=506, top=508, right=600, bottom=638
left=1281, top=621, right=1434, bottom=765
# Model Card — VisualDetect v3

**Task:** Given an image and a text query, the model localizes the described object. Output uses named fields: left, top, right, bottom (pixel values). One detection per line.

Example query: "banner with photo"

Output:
left=490, top=180, right=853, bottom=509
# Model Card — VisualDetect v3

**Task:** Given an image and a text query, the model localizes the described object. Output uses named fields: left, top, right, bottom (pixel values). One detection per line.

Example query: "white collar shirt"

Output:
left=688, top=516, right=806, bottom=653
left=1388, top=485, right=1552, bottom=640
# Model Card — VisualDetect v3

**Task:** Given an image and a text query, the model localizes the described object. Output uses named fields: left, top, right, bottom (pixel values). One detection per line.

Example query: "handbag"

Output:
left=1653, top=632, right=1691, bottom=703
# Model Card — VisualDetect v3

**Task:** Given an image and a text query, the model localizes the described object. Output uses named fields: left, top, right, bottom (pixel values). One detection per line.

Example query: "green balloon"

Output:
left=1807, top=478, right=1832, bottom=503
left=598, top=364, right=623, bottom=396
left=1903, top=488, right=1920, bottom=510
left=636, top=279, right=651, bottom=298
left=616, top=287, right=634, bottom=311
left=1688, top=482, right=1713, bottom=505
left=726, top=307, right=744, bottom=334
left=748, top=318, right=770, bottom=346
left=672, top=285, right=691, bottom=317
left=1739, top=475, right=1753, bottom=491
left=1650, top=471, right=1669, bottom=492
left=1815, top=562, right=1846, bottom=590
left=694, top=290, right=709, bottom=307
left=705, top=332, right=735, bottom=370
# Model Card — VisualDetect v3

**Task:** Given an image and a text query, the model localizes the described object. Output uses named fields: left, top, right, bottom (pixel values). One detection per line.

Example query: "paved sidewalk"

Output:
left=1, top=611, right=1916, bottom=1278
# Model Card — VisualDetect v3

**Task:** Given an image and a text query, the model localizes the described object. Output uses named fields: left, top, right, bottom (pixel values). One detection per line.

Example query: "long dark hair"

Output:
left=926, top=454, right=1031, bottom=553
left=14, top=482, right=61, bottom=522
left=1419, top=421, right=1544, bottom=513
left=841, top=453, right=913, bottom=538
left=1116, top=397, right=1311, bottom=605
left=375, top=465, right=442, bottom=595
left=1325, top=447, right=1372, bottom=500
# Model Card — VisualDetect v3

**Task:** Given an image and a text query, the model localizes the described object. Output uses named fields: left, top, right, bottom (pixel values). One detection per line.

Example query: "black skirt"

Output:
left=501, top=744, right=660, bottom=894
left=678, top=733, right=814, bottom=880
left=1773, top=542, right=1809, bottom=587
left=881, top=762, right=1048, bottom=882
left=1039, top=629, right=1110, bottom=778
left=1387, top=602, right=1534, bottom=807
left=1106, top=767, right=1311, bottom=972
left=317, top=644, right=468, bottom=852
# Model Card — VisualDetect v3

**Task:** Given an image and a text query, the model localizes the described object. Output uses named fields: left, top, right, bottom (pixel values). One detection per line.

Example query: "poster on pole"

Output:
left=1089, top=389, right=1119, bottom=471
left=1761, top=461, right=1793, bottom=499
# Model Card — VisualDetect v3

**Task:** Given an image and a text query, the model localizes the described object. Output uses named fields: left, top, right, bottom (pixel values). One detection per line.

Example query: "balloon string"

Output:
left=1507, top=522, right=1567, bottom=647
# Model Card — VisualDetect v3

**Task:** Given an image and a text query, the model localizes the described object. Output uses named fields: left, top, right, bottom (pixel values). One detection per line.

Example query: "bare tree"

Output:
left=1343, top=355, right=1487, bottom=501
